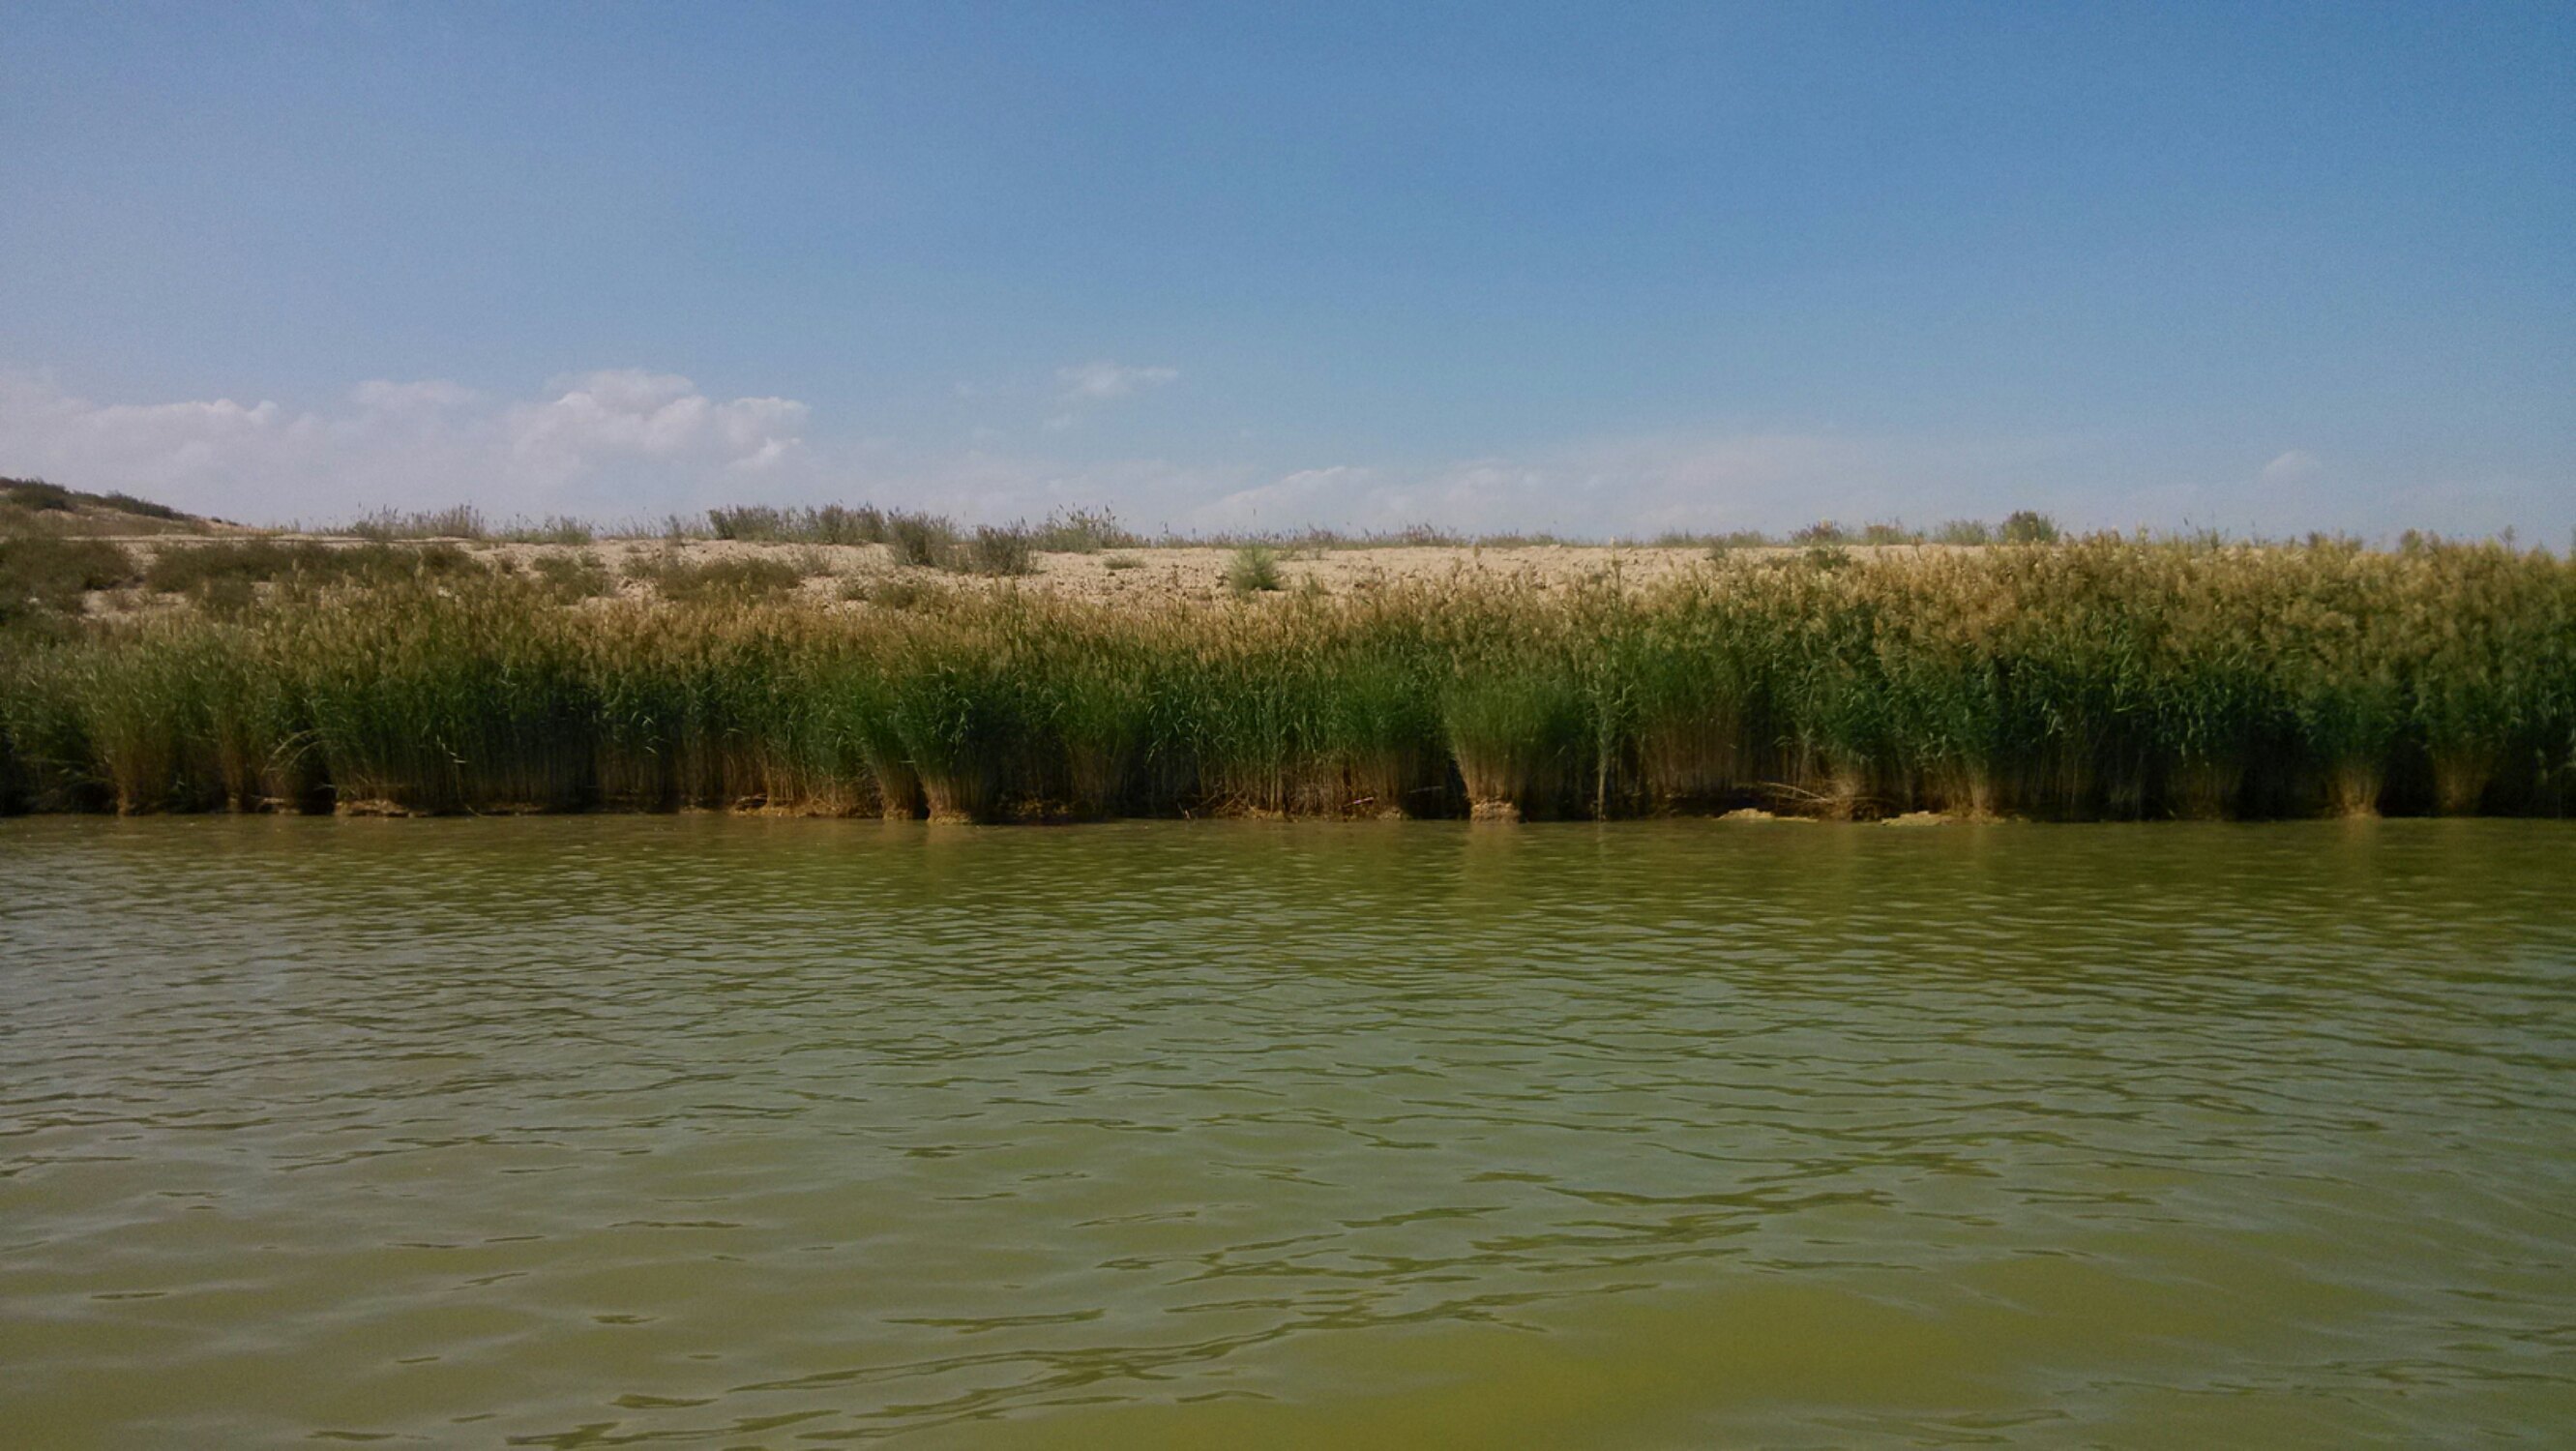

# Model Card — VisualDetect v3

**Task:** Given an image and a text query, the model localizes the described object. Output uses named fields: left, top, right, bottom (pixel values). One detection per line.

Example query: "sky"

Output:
left=2, top=2, right=2569, bottom=538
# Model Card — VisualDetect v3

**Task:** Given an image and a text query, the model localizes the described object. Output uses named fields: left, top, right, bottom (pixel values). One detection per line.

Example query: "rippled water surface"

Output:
left=3, top=816, right=2572, bottom=1447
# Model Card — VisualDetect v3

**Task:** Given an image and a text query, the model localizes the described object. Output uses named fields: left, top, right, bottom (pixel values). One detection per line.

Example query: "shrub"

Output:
left=99, top=491, right=185, bottom=521
left=962, top=525, right=1035, bottom=577
left=626, top=554, right=805, bottom=603
left=842, top=576, right=954, bottom=610
left=349, top=506, right=488, bottom=541
left=887, top=513, right=958, bottom=568
left=707, top=506, right=787, bottom=542
left=0, top=536, right=135, bottom=625
left=1028, top=508, right=1136, bottom=553
left=2, top=479, right=76, bottom=512
left=503, top=517, right=594, bottom=545
left=1691, top=530, right=1773, bottom=557
left=143, top=540, right=311, bottom=593
left=530, top=552, right=615, bottom=602
left=143, top=540, right=483, bottom=596
left=810, top=505, right=886, bottom=546
left=706, top=503, right=911, bottom=546
left=1999, top=511, right=2061, bottom=545
left=1226, top=545, right=1283, bottom=596
left=0, top=480, right=195, bottom=531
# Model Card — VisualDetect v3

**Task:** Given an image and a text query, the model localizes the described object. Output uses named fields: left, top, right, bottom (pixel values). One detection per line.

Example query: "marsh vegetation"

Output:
left=3, top=529, right=2568, bottom=822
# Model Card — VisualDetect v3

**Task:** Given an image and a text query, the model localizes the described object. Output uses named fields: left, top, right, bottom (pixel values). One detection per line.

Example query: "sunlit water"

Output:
left=3, top=816, right=2571, bottom=1447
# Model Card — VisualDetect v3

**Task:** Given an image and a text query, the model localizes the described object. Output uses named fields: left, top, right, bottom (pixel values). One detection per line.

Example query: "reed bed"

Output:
left=3, top=538, right=2569, bottom=821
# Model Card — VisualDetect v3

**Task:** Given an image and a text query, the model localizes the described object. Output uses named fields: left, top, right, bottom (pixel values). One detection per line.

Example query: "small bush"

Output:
left=1027, top=508, right=1136, bottom=553
left=350, top=506, right=488, bottom=541
left=392, top=542, right=482, bottom=579
left=1792, top=520, right=1850, bottom=547
left=1227, top=545, right=1284, bottom=596
left=0, top=479, right=195, bottom=530
left=626, top=553, right=804, bottom=603
left=144, top=540, right=310, bottom=592
left=810, top=505, right=886, bottom=546
left=963, top=525, right=1035, bottom=577
left=888, top=513, right=959, bottom=569
left=503, top=517, right=594, bottom=545
left=1999, top=511, right=2061, bottom=545
left=530, top=552, right=615, bottom=601
left=708, top=503, right=903, bottom=546
left=99, top=491, right=185, bottom=521
left=0, top=535, right=135, bottom=624
left=1673, top=529, right=1772, bottom=555
left=1103, top=553, right=1143, bottom=572
left=194, top=574, right=259, bottom=618
left=2, top=479, right=75, bottom=512
left=842, top=576, right=954, bottom=610
left=707, top=506, right=786, bottom=541
left=143, top=540, right=482, bottom=596
left=707, top=503, right=881, bottom=545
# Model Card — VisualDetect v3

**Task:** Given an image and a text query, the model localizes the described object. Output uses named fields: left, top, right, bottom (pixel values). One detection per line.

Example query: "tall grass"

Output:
left=2, top=538, right=2567, bottom=820
left=708, top=504, right=891, bottom=545
left=143, top=539, right=483, bottom=596
left=348, top=506, right=490, bottom=541
left=699, top=503, right=1116, bottom=570
left=623, top=551, right=810, bottom=603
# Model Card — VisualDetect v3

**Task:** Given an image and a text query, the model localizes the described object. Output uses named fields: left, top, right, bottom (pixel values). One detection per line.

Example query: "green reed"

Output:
left=1, top=538, right=2567, bottom=819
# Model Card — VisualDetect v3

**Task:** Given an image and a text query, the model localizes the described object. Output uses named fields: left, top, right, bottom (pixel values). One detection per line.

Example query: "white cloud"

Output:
left=0, top=368, right=811, bottom=521
left=2262, top=449, right=2324, bottom=483
left=1177, top=433, right=2092, bottom=538
left=6, top=366, right=2563, bottom=541
left=1053, top=360, right=1178, bottom=401
left=350, top=378, right=481, bottom=415
left=504, top=370, right=809, bottom=485
left=0, top=370, right=2097, bottom=534
left=872, top=431, right=2084, bottom=539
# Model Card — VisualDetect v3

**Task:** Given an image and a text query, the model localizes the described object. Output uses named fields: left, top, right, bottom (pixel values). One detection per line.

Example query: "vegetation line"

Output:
left=5, top=533, right=2570, bottom=823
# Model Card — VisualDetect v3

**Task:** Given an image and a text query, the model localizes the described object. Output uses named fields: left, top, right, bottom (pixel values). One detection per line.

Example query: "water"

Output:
left=2, top=816, right=2570, bottom=1447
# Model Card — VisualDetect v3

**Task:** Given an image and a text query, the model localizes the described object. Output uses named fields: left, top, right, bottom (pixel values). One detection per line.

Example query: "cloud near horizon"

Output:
left=0, top=368, right=812, bottom=522
left=1, top=368, right=2563, bottom=541
left=1053, top=360, right=1179, bottom=402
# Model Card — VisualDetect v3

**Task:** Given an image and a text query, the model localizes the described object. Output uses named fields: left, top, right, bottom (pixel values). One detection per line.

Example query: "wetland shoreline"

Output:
left=6, top=535, right=2570, bottom=824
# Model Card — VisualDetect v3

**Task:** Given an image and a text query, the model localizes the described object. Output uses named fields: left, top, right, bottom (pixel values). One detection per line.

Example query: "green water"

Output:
left=2, top=818, right=2570, bottom=1447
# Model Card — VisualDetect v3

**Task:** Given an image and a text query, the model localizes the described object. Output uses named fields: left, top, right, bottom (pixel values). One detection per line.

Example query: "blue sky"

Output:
left=3, top=2, right=2568, bottom=536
